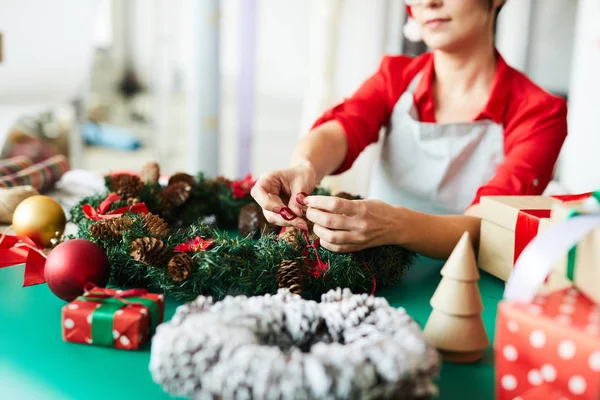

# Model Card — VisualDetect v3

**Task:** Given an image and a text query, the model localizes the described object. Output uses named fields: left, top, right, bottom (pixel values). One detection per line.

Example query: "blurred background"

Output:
left=1, top=0, right=599, bottom=197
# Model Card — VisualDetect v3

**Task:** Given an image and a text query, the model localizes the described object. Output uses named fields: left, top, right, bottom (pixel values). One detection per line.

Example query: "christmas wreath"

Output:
left=150, top=288, right=441, bottom=400
left=71, top=162, right=416, bottom=301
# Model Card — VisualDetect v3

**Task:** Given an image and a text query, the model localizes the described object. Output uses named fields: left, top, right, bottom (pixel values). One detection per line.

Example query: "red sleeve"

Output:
left=470, top=97, right=568, bottom=206
left=311, top=56, right=413, bottom=174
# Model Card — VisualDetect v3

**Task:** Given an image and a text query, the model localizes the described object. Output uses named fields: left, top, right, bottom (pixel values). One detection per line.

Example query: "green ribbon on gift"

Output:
left=77, top=292, right=160, bottom=347
left=565, top=190, right=600, bottom=281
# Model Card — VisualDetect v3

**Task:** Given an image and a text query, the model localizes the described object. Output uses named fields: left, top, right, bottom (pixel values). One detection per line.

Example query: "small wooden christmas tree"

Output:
left=422, top=231, right=489, bottom=363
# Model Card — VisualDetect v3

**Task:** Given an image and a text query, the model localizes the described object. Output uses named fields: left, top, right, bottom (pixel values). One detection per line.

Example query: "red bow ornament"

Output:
left=0, top=233, right=47, bottom=286
left=83, top=193, right=149, bottom=221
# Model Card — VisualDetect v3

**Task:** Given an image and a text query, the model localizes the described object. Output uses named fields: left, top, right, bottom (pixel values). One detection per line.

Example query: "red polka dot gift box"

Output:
left=495, top=288, right=600, bottom=400
left=61, top=286, right=164, bottom=350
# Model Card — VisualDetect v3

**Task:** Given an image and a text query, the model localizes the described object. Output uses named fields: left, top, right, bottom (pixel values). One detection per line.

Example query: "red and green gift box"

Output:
left=62, top=287, right=164, bottom=350
left=495, top=288, right=600, bottom=400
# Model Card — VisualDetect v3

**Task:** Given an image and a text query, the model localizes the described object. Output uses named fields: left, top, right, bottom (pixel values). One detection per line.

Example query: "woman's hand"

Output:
left=304, top=195, right=401, bottom=252
left=250, top=161, right=317, bottom=230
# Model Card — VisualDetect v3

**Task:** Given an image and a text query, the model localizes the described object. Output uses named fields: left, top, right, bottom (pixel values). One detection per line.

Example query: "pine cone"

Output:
left=168, top=172, right=195, bottom=187
left=140, top=161, right=160, bottom=185
left=168, top=253, right=193, bottom=282
left=278, top=229, right=301, bottom=250
left=90, top=217, right=133, bottom=240
left=238, top=203, right=279, bottom=238
left=159, top=181, right=192, bottom=209
left=110, top=174, right=144, bottom=200
left=276, top=260, right=304, bottom=295
left=130, top=237, right=170, bottom=266
left=127, top=197, right=142, bottom=205
left=141, top=213, right=171, bottom=237
left=211, top=175, right=232, bottom=188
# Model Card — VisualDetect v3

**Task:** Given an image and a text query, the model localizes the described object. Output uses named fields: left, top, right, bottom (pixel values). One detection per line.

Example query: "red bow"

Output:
left=230, top=174, right=256, bottom=199
left=174, top=236, right=215, bottom=253
left=0, top=233, right=47, bottom=286
left=82, top=283, right=148, bottom=299
left=279, top=192, right=377, bottom=295
left=83, top=193, right=149, bottom=221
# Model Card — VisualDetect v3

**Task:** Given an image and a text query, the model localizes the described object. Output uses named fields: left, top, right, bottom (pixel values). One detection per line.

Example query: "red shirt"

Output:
left=312, top=51, right=568, bottom=207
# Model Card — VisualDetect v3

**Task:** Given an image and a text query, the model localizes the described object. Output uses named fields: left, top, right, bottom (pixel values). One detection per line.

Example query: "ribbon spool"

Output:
left=0, top=186, right=39, bottom=224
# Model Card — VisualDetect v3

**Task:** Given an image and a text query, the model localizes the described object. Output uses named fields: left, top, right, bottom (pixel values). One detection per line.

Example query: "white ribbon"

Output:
left=504, top=214, right=600, bottom=302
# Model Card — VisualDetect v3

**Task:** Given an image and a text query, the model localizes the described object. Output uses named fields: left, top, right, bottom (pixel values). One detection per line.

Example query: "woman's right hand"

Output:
left=250, top=161, right=317, bottom=230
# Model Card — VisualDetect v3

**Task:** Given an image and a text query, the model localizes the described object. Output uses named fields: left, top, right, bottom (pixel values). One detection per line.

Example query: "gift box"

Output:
left=495, top=288, right=600, bottom=400
left=477, top=194, right=591, bottom=281
left=543, top=195, right=600, bottom=303
left=62, top=287, right=164, bottom=350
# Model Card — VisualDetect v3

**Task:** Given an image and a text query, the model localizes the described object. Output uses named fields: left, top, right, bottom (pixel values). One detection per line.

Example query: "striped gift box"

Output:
left=0, top=156, right=34, bottom=176
left=0, top=155, right=70, bottom=192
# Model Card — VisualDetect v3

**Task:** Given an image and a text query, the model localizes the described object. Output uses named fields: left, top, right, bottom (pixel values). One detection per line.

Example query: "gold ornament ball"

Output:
left=12, top=195, right=66, bottom=248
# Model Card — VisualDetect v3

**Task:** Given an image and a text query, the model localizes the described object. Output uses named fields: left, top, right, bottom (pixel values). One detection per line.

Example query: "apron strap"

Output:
left=406, top=73, right=423, bottom=94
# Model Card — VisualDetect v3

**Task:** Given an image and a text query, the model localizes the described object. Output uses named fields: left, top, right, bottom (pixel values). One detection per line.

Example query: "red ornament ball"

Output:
left=44, top=239, right=110, bottom=301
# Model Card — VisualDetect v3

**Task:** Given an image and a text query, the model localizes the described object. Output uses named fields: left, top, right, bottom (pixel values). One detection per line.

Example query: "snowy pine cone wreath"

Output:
left=150, top=289, right=441, bottom=400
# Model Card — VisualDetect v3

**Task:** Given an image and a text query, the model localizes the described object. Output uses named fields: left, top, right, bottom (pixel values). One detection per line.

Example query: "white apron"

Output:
left=368, top=74, right=505, bottom=215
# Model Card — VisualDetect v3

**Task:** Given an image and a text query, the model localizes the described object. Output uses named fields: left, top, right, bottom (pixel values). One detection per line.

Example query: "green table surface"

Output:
left=0, top=257, right=504, bottom=400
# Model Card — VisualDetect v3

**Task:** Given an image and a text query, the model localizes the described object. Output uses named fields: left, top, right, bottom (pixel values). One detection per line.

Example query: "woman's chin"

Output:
left=423, top=35, right=468, bottom=53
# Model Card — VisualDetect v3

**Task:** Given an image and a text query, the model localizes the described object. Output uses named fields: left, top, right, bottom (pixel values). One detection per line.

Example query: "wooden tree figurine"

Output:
left=422, top=231, right=490, bottom=363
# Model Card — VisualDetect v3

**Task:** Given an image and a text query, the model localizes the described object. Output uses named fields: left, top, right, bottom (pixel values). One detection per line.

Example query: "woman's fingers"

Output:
left=251, top=178, right=287, bottom=214
left=304, top=195, right=358, bottom=216
left=262, top=209, right=293, bottom=227
left=312, top=224, right=358, bottom=247
left=305, top=207, right=353, bottom=230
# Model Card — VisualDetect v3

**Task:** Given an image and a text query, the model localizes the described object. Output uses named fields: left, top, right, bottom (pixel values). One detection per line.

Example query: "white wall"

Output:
left=527, top=0, right=578, bottom=95
left=497, top=0, right=578, bottom=96
left=558, top=0, right=600, bottom=192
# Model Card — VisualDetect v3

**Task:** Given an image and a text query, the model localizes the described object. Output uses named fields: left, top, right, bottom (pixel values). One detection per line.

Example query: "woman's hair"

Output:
left=490, top=0, right=504, bottom=34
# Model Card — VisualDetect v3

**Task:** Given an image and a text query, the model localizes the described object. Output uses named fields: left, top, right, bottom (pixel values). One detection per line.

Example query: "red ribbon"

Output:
left=82, top=283, right=148, bottom=299
left=0, top=233, right=47, bottom=286
left=551, top=192, right=593, bottom=204
left=279, top=193, right=376, bottom=295
left=514, top=209, right=552, bottom=264
left=512, top=192, right=593, bottom=265
left=83, top=193, right=149, bottom=221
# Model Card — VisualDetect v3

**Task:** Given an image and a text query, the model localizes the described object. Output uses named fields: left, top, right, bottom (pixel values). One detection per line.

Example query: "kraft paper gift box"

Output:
left=477, top=196, right=560, bottom=281
left=477, top=194, right=593, bottom=281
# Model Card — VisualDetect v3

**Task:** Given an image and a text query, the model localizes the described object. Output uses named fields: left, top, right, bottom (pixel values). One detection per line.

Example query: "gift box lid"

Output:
left=479, top=196, right=562, bottom=231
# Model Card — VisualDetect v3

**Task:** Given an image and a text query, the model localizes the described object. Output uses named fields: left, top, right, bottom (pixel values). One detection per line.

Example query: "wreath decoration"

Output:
left=150, top=288, right=441, bottom=400
left=70, top=162, right=416, bottom=302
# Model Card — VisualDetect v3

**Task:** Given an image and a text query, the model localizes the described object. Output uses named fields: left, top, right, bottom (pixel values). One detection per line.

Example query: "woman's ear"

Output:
left=492, top=0, right=506, bottom=10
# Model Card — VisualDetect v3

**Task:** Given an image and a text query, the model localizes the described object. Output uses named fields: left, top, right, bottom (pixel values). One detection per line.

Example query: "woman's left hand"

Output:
left=303, top=195, right=400, bottom=252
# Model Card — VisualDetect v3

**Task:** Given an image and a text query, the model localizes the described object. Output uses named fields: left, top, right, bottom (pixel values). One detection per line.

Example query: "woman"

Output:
left=251, top=0, right=568, bottom=259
